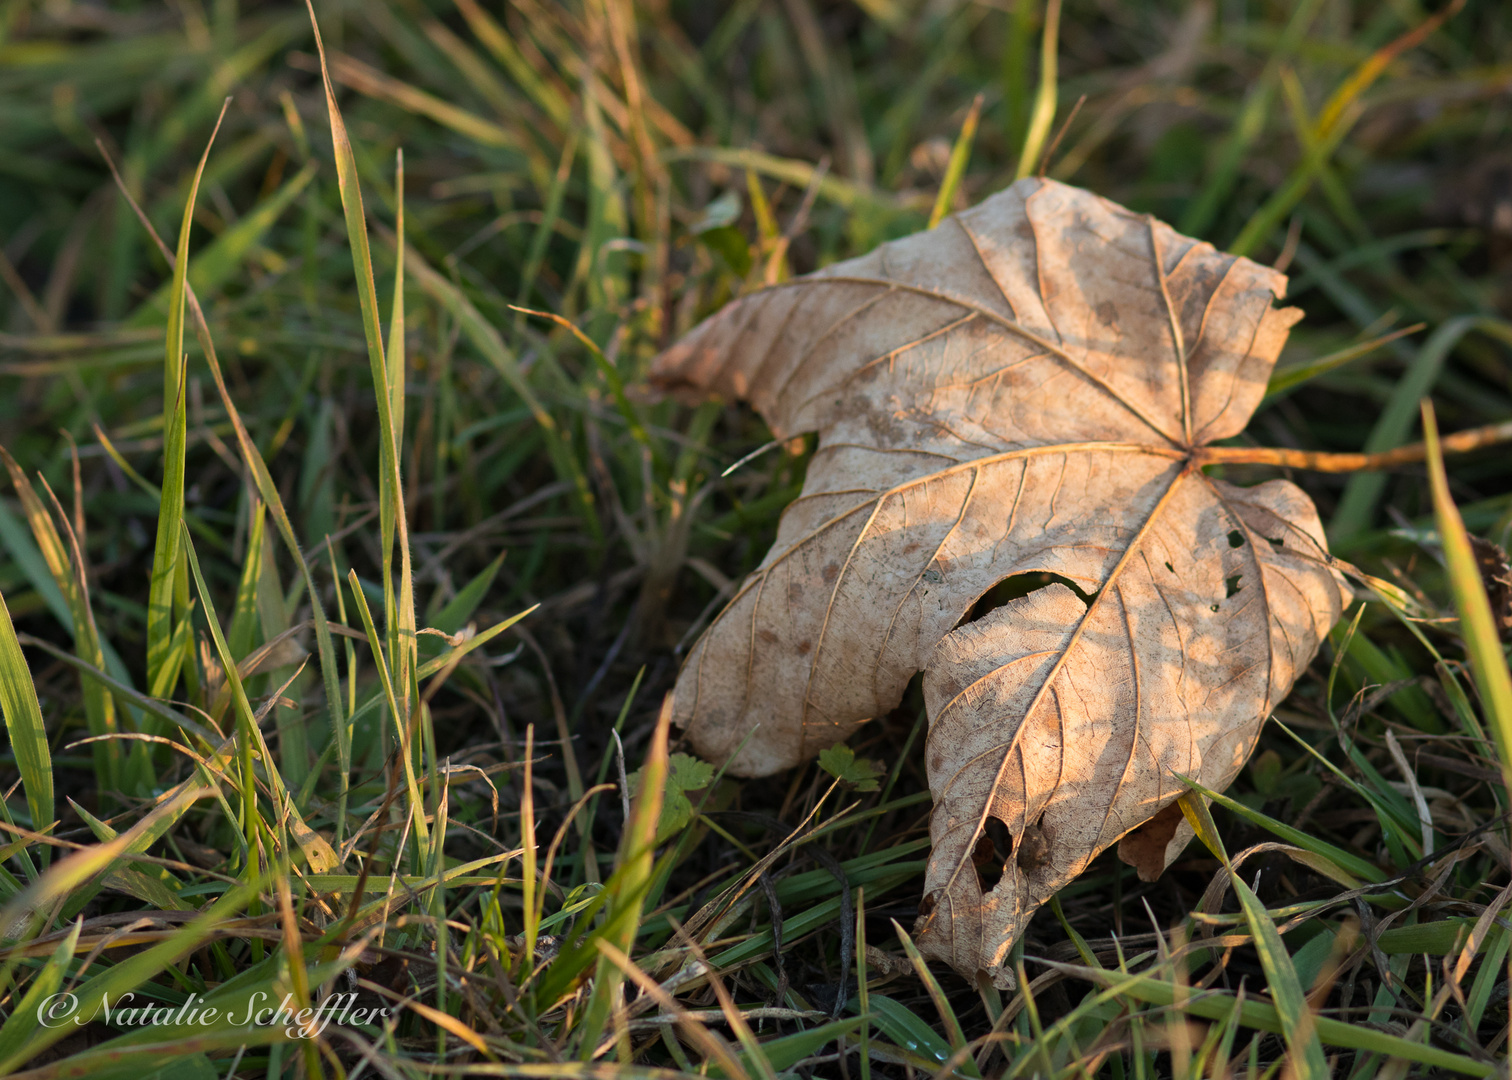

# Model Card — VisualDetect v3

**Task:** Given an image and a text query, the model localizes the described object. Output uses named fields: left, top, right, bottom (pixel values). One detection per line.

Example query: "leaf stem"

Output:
left=1197, top=418, right=1512, bottom=473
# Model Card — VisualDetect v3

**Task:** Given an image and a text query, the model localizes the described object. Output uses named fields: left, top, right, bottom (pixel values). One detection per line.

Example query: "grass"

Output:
left=1, top=0, right=1512, bottom=1075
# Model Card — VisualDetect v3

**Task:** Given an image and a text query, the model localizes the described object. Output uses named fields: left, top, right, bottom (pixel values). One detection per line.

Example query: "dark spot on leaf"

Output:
left=758, top=629, right=779, bottom=644
left=1095, top=299, right=1118, bottom=326
left=1228, top=529, right=1245, bottom=548
left=1116, top=802, right=1187, bottom=882
left=1016, top=816, right=1052, bottom=871
left=796, top=639, right=812, bottom=654
left=822, top=562, right=840, bottom=583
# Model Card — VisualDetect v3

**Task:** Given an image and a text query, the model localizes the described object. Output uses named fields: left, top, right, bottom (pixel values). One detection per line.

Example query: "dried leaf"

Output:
left=652, top=178, right=1349, bottom=986
left=1469, top=535, right=1512, bottom=641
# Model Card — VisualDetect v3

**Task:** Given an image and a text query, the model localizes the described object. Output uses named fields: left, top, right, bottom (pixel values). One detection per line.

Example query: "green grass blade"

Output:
left=855, top=886, right=872, bottom=1080
left=0, top=451, right=118, bottom=789
left=576, top=697, right=671, bottom=1057
left=304, top=4, right=401, bottom=390
left=145, top=102, right=228, bottom=697
left=1229, top=5, right=1462, bottom=259
left=849, top=993, right=952, bottom=1065
left=305, top=6, right=419, bottom=750
left=726, top=1017, right=864, bottom=1077
left=0, top=880, right=259, bottom=1073
left=425, top=551, right=504, bottom=636
left=182, top=522, right=337, bottom=874
left=454, top=0, right=573, bottom=128
left=1180, top=793, right=1327, bottom=1080
left=1231, top=874, right=1329, bottom=1079
left=1263, top=323, right=1423, bottom=401
left=892, top=920, right=982, bottom=1077
left=1178, top=0, right=1324, bottom=237
left=1466, top=926, right=1510, bottom=1030
left=1013, top=0, right=1060, bottom=180
left=127, top=160, right=317, bottom=327
left=0, top=498, right=70, bottom=630
left=1227, top=102, right=1359, bottom=260
left=383, top=152, right=407, bottom=619
left=0, top=589, right=52, bottom=868
left=515, top=131, right=579, bottom=310
left=0, top=917, right=81, bottom=1063
left=58, top=778, right=213, bottom=921
left=1178, top=775, right=1384, bottom=883
left=929, top=92, right=983, bottom=228
left=226, top=497, right=266, bottom=664
left=346, top=568, right=429, bottom=851
left=512, top=305, right=654, bottom=459
left=1331, top=317, right=1512, bottom=543
left=381, top=149, right=418, bottom=774
left=1043, top=960, right=1494, bottom=1077
left=1422, top=401, right=1512, bottom=787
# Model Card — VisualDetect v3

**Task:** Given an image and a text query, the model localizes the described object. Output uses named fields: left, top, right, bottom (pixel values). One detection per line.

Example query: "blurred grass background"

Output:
left=0, top=0, right=1511, bottom=1076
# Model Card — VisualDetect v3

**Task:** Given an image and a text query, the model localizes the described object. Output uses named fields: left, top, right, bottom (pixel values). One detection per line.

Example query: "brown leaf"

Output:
left=651, top=177, right=1349, bottom=986
left=1470, top=535, right=1512, bottom=640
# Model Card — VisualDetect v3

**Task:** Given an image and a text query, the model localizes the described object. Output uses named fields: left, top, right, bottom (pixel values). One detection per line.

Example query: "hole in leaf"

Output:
left=985, top=816, right=1014, bottom=861
left=971, top=835, right=1000, bottom=893
left=1211, top=603, right=1221, bottom=612
left=1267, top=536, right=1285, bottom=550
left=1165, top=561, right=1175, bottom=574
left=972, top=816, right=1014, bottom=894
left=960, top=572, right=1094, bottom=626
left=1228, top=529, right=1245, bottom=548
left=1225, top=574, right=1243, bottom=598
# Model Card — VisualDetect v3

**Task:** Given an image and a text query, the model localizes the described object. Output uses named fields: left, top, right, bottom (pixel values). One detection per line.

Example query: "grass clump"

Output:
left=1, top=0, right=1511, bottom=1076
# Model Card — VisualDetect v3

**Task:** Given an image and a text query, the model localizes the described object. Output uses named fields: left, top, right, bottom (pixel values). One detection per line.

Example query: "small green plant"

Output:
left=629, top=751, right=714, bottom=842
left=818, top=744, right=884, bottom=793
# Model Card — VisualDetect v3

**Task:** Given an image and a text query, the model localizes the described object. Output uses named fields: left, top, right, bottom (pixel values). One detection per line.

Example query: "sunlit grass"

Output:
left=0, top=0, right=1510, bottom=1076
